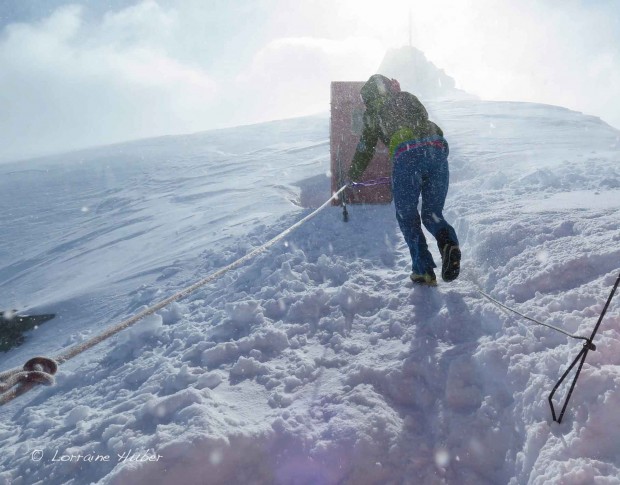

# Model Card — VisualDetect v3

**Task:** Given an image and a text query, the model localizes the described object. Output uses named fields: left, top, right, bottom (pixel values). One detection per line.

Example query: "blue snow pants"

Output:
left=391, top=136, right=459, bottom=274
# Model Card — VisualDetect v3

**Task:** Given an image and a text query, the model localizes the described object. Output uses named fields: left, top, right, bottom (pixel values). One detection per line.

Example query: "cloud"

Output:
left=1, top=0, right=618, bottom=163
left=0, top=2, right=385, bottom=162
left=410, top=0, right=620, bottom=129
left=233, top=36, right=384, bottom=122
left=0, top=2, right=218, bottom=162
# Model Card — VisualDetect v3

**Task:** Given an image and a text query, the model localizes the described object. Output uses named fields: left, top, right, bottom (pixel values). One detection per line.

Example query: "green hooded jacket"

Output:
left=348, top=75, right=443, bottom=181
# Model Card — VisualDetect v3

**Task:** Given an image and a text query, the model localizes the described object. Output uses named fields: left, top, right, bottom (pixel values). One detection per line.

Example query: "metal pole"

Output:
left=548, top=272, right=620, bottom=423
left=336, top=139, right=349, bottom=222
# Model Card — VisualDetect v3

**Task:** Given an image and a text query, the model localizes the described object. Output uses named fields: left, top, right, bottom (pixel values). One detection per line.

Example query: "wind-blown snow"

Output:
left=0, top=100, right=619, bottom=484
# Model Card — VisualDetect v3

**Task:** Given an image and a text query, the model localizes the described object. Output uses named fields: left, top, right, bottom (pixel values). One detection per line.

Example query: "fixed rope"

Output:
left=0, top=185, right=349, bottom=406
left=475, top=274, right=619, bottom=423
left=341, top=177, right=392, bottom=221
left=476, top=288, right=590, bottom=343
left=349, top=177, right=391, bottom=188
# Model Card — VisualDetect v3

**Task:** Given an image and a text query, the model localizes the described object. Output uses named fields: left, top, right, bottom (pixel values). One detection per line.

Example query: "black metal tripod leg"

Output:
left=549, top=346, right=589, bottom=423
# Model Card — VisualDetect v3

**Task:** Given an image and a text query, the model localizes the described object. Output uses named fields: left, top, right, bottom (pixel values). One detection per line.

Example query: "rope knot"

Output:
left=0, top=356, right=58, bottom=404
left=23, top=357, right=58, bottom=385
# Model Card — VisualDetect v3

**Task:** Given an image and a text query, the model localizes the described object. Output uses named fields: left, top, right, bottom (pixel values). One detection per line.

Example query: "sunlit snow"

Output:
left=0, top=99, right=619, bottom=484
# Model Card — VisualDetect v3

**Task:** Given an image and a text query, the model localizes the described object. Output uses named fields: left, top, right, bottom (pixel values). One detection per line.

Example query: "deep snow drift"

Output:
left=0, top=99, right=619, bottom=484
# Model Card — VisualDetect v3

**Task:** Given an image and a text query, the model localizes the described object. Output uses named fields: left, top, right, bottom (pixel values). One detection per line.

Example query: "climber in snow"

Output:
left=348, top=74, right=460, bottom=285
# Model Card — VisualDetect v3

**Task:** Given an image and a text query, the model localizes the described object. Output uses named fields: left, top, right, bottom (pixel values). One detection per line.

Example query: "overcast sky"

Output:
left=1, top=0, right=619, bottom=163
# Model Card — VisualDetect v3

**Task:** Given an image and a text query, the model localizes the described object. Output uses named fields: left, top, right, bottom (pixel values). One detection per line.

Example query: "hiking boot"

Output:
left=410, top=269, right=437, bottom=286
left=441, top=244, right=461, bottom=282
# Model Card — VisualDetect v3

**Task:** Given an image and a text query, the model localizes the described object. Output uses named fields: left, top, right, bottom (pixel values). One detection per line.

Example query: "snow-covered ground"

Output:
left=0, top=98, right=619, bottom=484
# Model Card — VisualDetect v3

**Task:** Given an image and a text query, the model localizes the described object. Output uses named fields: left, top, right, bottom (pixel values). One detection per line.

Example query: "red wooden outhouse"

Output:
left=330, top=81, right=392, bottom=205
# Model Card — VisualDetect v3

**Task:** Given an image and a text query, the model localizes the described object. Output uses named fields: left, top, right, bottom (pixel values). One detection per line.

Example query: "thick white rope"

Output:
left=0, top=186, right=348, bottom=406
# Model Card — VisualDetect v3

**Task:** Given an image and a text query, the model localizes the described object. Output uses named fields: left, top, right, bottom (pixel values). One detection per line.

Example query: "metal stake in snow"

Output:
left=0, top=185, right=349, bottom=407
left=548, top=272, right=620, bottom=423
left=336, top=144, right=349, bottom=222
left=476, top=273, right=619, bottom=423
left=342, top=177, right=392, bottom=222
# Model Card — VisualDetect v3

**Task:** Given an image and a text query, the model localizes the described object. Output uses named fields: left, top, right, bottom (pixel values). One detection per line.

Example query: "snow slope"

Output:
left=0, top=99, right=619, bottom=485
